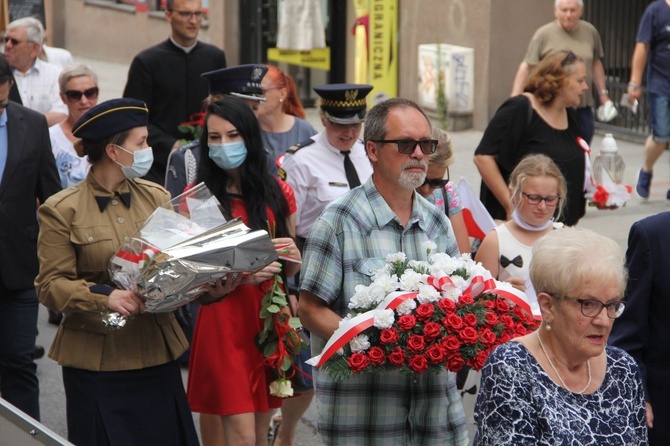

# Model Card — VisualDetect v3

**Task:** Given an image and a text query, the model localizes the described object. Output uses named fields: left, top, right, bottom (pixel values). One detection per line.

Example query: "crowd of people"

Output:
left=0, top=0, right=668, bottom=445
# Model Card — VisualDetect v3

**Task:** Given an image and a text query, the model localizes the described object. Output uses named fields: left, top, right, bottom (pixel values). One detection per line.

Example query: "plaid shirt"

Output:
left=301, top=177, right=467, bottom=445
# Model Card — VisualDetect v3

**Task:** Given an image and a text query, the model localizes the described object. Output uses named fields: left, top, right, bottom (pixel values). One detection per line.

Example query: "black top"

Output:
left=475, top=95, right=585, bottom=226
left=123, top=39, right=227, bottom=184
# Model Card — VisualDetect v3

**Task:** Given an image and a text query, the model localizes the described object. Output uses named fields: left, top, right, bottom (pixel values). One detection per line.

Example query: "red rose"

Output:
left=407, top=334, right=426, bottom=352
left=398, top=315, right=417, bottom=332
left=444, top=314, right=464, bottom=331
left=387, top=346, right=406, bottom=366
left=441, top=335, right=461, bottom=353
left=423, top=322, right=442, bottom=342
left=367, top=347, right=386, bottom=366
left=484, top=311, right=499, bottom=326
left=437, top=298, right=456, bottom=314
left=425, top=344, right=446, bottom=364
left=463, top=313, right=479, bottom=327
left=348, top=352, right=370, bottom=373
left=498, top=332, right=512, bottom=344
left=468, top=350, right=489, bottom=371
left=380, top=328, right=400, bottom=345
left=512, top=305, right=526, bottom=319
left=458, top=293, right=475, bottom=306
left=481, top=300, right=495, bottom=309
left=515, top=323, right=530, bottom=337
left=500, top=315, right=515, bottom=330
left=415, top=303, right=435, bottom=322
left=495, top=298, right=510, bottom=313
left=480, top=328, right=497, bottom=347
left=459, top=327, right=479, bottom=344
left=446, top=353, right=465, bottom=371
left=408, top=354, right=429, bottom=373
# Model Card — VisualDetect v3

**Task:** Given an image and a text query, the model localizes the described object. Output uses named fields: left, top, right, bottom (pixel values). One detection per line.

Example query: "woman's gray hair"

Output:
left=58, top=64, right=99, bottom=93
left=429, top=128, right=454, bottom=167
left=7, top=17, right=44, bottom=45
left=530, top=227, right=627, bottom=300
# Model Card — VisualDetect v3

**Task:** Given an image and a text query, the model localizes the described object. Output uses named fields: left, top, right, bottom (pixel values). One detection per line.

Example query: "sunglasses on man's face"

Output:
left=64, top=87, right=99, bottom=103
left=2, top=37, right=28, bottom=46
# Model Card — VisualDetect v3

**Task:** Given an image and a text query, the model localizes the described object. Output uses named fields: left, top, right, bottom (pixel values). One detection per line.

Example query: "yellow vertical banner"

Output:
left=368, top=0, right=398, bottom=105
left=352, top=0, right=369, bottom=85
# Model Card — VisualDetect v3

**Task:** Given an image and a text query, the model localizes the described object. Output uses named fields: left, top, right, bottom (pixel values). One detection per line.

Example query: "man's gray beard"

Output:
left=398, top=161, right=427, bottom=190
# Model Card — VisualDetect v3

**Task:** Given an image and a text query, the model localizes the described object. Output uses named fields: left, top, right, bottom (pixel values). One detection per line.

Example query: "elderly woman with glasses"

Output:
left=475, top=50, right=588, bottom=226
left=473, top=227, right=647, bottom=445
left=415, top=127, right=470, bottom=254
left=49, top=64, right=99, bottom=189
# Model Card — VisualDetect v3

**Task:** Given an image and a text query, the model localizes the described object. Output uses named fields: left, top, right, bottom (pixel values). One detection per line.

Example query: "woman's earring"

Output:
left=545, top=323, right=551, bottom=331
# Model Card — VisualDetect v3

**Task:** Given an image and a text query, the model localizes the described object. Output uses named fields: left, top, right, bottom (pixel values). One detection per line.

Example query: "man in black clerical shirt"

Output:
left=123, top=0, right=227, bottom=184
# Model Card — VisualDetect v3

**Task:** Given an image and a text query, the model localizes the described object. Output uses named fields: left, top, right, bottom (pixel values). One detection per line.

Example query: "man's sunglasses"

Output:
left=371, top=139, right=438, bottom=155
left=64, top=87, right=99, bottom=103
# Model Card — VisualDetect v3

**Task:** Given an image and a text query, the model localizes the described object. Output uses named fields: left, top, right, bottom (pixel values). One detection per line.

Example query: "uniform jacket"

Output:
left=0, top=101, right=61, bottom=290
left=35, top=173, right=188, bottom=371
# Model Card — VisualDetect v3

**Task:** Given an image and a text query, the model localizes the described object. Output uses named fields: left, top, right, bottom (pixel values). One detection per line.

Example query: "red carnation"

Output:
left=441, top=335, right=461, bottom=353
left=444, top=313, right=464, bottom=331
left=423, top=321, right=442, bottom=342
left=425, top=344, right=446, bottom=364
left=367, top=347, right=386, bottom=366
left=459, top=326, right=479, bottom=344
left=463, top=313, right=479, bottom=327
left=387, top=346, right=406, bottom=366
left=458, top=293, right=475, bottom=306
left=480, top=328, right=497, bottom=346
left=408, top=354, right=429, bottom=373
left=495, top=298, right=510, bottom=313
left=407, top=334, right=426, bottom=352
left=380, top=328, right=400, bottom=345
left=398, top=314, right=417, bottom=332
left=437, top=298, right=457, bottom=314
left=484, top=311, right=499, bottom=326
left=348, top=352, right=370, bottom=373
left=415, top=303, right=435, bottom=322
left=446, top=353, right=465, bottom=371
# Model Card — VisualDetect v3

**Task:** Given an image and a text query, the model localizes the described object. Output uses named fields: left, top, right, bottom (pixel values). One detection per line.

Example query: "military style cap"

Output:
left=72, top=98, right=148, bottom=141
left=201, top=64, right=268, bottom=102
left=314, top=83, right=373, bottom=125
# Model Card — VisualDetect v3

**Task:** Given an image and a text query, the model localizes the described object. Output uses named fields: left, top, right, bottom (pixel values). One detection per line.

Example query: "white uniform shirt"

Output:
left=283, top=131, right=372, bottom=238
left=12, top=59, right=67, bottom=115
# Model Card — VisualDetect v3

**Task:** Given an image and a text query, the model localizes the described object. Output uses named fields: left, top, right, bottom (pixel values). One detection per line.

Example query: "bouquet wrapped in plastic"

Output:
left=307, top=244, right=541, bottom=381
left=105, top=183, right=278, bottom=327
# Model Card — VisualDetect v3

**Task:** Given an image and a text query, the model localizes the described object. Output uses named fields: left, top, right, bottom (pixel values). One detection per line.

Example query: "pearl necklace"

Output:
left=536, top=331, right=591, bottom=394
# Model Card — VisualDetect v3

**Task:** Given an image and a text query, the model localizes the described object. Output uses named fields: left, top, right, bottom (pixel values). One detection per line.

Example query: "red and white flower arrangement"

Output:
left=307, top=242, right=541, bottom=381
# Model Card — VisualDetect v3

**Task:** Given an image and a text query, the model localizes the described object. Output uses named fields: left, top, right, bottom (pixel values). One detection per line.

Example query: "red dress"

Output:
left=187, top=180, right=297, bottom=415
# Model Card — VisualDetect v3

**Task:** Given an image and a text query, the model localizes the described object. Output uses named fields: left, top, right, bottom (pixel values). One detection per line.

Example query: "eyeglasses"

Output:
left=169, top=9, right=206, bottom=20
left=522, top=192, right=560, bottom=206
left=421, top=167, right=450, bottom=189
left=372, top=139, right=438, bottom=155
left=2, top=37, right=27, bottom=46
left=64, top=87, right=99, bottom=102
left=564, top=296, right=626, bottom=319
left=561, top=50, right=577, bottom=66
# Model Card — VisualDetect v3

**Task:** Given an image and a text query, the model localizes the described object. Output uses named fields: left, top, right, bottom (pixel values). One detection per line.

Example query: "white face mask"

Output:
left=114, top=145, right=154, bottom=179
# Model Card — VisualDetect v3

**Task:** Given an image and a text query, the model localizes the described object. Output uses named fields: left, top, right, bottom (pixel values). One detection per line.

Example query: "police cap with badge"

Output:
left=201, top=64, right=269, bottom=102
left=314, top=83, right=373, bottom=125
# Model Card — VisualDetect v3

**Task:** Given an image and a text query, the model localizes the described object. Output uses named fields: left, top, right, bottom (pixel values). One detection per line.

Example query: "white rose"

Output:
left=373, top=309, right=395, bottom=329
left=269, top=379, right=294, bottom=397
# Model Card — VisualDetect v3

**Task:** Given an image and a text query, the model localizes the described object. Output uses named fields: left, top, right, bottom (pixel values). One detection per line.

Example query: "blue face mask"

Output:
left=114, top=145, right=153, bottom=179
left=208, top=140, right=248, bottom=170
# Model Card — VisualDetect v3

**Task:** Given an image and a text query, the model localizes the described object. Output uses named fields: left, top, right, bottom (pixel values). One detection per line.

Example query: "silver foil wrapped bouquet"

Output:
left=105, top=183, right=278, bottom=327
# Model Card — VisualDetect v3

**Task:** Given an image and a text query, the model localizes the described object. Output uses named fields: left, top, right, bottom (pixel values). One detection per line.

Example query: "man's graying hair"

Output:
left=7, top=17, right=44, bottom=46
left=364, top=98, right=431, bottom=143
left=554, top=0, right=583, bottom=7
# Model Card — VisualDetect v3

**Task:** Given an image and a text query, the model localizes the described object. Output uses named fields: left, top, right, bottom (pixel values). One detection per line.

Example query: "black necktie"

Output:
left=499, top=255, right=523, bottom=268
left=342, top=151, right=361, bottom=189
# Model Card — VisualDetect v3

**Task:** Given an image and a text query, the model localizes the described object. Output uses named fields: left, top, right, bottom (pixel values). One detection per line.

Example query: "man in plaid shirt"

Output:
left=299, top=98, right=468, bottom=445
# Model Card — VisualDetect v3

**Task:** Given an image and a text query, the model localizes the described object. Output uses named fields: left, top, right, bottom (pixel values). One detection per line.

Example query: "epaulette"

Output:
left=135, top=178, right=169, bottom=191
left=179, top=140, right=199, bottom=152
left=286, top=138, right=315, bottom=155
left=46, top=185, right=80, bottom=205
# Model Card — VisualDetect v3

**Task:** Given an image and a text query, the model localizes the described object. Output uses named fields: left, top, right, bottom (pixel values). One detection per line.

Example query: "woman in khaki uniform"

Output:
left=35, top=99, right=198, bottom=445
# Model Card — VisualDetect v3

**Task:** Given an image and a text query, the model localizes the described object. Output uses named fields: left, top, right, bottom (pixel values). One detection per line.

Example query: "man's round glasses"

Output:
left=169, top=10, right=206, bottom=20
left=64, top=87, right=99, bottom=103
left=564, top=296, right=626, bottom=319
left=372, top=139, right=438, bottom=155
left=522, top=192, right=560, bottom=206
left=421, top=167, right=450, bottom=189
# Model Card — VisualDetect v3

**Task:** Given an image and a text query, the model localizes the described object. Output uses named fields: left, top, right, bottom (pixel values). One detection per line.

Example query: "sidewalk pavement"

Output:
left=33, top=55, right=668, bottom=444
